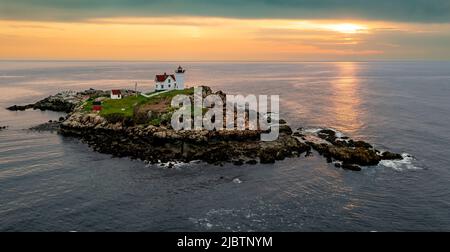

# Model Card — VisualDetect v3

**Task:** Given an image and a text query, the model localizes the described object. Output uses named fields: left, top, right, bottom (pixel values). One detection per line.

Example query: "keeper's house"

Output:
left=110, top=89, right=122, bottom=99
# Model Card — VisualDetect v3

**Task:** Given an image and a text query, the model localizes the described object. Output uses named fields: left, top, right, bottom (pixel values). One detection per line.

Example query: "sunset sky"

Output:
left=1, top=0, right=450, bottom=61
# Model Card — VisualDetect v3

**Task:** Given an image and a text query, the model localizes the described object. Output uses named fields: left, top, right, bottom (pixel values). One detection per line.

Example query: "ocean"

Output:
left=0, top=61, right=449, bottom=231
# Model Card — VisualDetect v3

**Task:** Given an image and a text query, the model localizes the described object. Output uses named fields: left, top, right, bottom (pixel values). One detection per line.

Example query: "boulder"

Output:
left=308, top=143, right=381, bottom=166
left=259, top=148, right=276, bottom=164
left=292, top=132, right=304, bottom=137
left=341, top=163, right=362, bottom=171
left=246, top=159, right=258, bottom=165
left=317, top=129, right=337, bottom=143
left=353, top=140, right=373, bottom=149
left=278, top=125, right=293, bottom=135
left=381, top=151, right=403, bottom=160
left=232, top=159, right=245, bottom=166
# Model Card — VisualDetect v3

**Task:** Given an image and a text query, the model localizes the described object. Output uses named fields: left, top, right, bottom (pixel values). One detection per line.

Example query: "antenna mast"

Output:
left=135, top=82, right=138, bottom=97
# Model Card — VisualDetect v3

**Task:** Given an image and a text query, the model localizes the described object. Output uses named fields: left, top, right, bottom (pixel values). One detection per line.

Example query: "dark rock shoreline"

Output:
left=9, top=87, right=404, bottom=170
left=7, top=91, right=79, bottom=113
left=29, top=120, right=63, bottom=132
left=59, top=112, right=311, bottom=165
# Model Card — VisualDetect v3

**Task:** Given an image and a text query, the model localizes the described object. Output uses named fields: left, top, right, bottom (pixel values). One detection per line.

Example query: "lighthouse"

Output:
left=154, top=66, right=186, bottom=91
left=175, top=66, right=185, bottom=90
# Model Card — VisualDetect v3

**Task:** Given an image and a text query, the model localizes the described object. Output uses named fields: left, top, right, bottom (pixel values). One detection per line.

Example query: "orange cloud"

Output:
left=0, top=17, right=448, bottom=60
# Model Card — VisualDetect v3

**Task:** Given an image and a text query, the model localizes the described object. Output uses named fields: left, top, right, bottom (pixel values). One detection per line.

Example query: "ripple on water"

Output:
left=0, top=130, right=64, bottom=180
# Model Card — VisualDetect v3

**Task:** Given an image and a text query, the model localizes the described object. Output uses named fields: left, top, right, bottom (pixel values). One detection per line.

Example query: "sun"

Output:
left=326, top=23, right=368, bottom=34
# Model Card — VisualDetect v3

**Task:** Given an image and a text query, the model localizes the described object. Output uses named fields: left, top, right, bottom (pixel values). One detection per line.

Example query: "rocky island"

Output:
left=7, top=86, right=404, bottom=171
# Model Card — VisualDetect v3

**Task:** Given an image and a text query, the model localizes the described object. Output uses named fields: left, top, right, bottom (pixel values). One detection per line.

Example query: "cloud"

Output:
left=1, top=0, right=450, bottom=23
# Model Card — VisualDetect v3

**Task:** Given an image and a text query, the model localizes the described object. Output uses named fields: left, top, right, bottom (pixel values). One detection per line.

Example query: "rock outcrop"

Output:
left=29, top=120, right=62, bottom=132
left=7, top=91, right=80, bottom=113
left=59, top=112, right=310, bottom=165
left=295, top=128, right=403, bottom=171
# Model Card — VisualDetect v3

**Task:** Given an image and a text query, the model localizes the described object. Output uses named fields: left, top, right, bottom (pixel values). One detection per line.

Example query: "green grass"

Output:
left=83, top=101, right=93, bottom=112
left=82, top=88, right=195, bottom=119
left=100, top=95, right=148, bottom=117
left=148, top=117, right=162, bottom=126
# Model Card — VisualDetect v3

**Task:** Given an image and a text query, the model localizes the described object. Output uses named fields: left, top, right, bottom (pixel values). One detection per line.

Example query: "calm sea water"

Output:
left=0, top=61, right=449, bottom=231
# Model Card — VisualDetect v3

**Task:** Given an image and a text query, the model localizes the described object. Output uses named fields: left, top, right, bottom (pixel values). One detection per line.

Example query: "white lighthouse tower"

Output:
left=175, top=65, right=185, bottom=90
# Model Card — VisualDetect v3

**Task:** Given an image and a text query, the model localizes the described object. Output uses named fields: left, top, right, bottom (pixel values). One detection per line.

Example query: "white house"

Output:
left=155, top=66, right=185, bottom=91
left=110, top=89, right=122, bottom=99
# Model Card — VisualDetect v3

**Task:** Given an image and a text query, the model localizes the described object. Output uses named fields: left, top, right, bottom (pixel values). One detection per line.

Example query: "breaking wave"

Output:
left=379, top=153, right=422, bottom=171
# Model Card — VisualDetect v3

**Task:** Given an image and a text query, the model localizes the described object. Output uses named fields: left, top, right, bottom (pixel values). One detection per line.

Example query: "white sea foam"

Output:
left=379, top=153, right=422, bottom=171
left=334, top=131, right=345, bottom=138
left=145, top=160, right=187, bottom=169
left=301, top=127, right=323, bottom=134
left=232, top=178, right=243, bottom=184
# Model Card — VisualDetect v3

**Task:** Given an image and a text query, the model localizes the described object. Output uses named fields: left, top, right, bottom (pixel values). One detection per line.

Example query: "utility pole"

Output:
left=135, top=82, right=138, bottom=97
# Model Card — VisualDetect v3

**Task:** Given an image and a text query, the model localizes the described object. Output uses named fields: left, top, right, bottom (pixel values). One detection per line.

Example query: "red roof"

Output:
left=93, top=105, right=102, bottom=111
left=155, top=74, right=176, bottom=82
left=111, top=90, right=121, bottom=95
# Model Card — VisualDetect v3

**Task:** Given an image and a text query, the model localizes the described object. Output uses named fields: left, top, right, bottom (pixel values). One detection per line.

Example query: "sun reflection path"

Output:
left=331, top=62, right=364, bottom=135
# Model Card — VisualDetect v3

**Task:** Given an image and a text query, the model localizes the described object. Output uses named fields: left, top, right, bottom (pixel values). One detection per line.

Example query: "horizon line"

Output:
left=1, top=59, right=450, bottom=63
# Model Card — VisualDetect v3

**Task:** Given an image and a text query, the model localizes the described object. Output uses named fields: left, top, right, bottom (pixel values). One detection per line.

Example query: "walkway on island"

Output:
left=140, top=90, right=170, bottom=98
